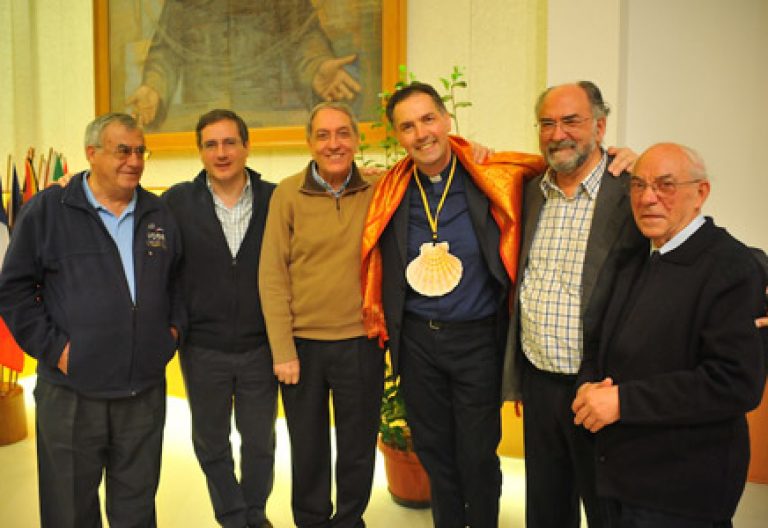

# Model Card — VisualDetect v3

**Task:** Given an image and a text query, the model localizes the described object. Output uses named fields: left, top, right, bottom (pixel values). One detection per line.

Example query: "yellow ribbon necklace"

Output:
left=412, top=154, right=458, bottom=242
left=406, top=155, right=464, bottom=297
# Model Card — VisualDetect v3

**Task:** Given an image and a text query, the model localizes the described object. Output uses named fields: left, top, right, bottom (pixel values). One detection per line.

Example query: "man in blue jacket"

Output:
left=0, top=113, right=184, bottom=528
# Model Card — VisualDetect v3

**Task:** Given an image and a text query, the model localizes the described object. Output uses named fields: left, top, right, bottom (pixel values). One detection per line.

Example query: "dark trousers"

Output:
left=33, top=378, right=166, bottom=528
left=399, top=316, right=502, bottom=528
left=280, top=337, right=384, bottom=528
left=601, top=499, right=733, bottom=528
left=521, top=359, right=602, bottom=528
left=180, top=344, right=278, bottom=528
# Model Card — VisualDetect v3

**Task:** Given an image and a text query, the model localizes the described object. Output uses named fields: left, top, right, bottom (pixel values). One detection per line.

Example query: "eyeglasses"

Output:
left=96, top=144, right=151, bottom=160
left=535, top=115, right=593, bottom=135
left=629, top=175, right=703, bottom=198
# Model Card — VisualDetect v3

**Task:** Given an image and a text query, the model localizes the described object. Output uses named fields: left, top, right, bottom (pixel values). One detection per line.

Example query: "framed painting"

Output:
left=93, top=0, right=407, bottom=151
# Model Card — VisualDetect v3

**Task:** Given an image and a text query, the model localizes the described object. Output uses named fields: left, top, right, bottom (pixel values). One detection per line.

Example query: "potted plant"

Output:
left=377, top=360, right=431, bottom=508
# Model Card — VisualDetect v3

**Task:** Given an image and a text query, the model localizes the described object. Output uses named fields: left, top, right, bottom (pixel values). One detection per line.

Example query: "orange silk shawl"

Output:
left=361, top=135, right=546, bottom=345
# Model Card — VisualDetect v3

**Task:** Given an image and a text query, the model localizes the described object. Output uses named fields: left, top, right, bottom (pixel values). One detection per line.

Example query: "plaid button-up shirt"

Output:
left=207, top=174, right=253, bottom=258
left=519, top=152, right=607, bottom=374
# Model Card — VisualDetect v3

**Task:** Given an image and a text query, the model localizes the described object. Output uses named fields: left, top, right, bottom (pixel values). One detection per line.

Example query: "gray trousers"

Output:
left=34, top=378, right=166, bottom=528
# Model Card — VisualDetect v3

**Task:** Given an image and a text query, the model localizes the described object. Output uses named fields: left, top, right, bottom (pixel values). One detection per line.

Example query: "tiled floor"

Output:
left=1, top=377, right=766, bottom=527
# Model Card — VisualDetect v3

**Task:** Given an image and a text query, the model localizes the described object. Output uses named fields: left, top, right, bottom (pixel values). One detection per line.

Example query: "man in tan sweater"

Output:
left=259, top=102, right=384, bottom=528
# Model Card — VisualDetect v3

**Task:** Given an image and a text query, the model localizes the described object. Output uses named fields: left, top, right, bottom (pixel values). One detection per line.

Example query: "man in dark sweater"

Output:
left=162, top=109, right=276, bottom=528
left=572, top=143, right=766, bottom=527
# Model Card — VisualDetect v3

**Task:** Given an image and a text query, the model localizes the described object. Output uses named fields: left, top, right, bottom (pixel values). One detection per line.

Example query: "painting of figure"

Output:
left=106, top=0, right=384, bottom=133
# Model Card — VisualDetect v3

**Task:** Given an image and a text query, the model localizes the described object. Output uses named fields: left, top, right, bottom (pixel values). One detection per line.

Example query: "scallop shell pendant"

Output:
left=406, top=242, right=463, bottom=297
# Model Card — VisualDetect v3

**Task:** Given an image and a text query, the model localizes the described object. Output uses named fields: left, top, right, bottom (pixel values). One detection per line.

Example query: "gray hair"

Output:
left=535, top=81, right=611, bottom=120
left=306, top=102, right=359, bottom=139
left=84, top=113, right=140, bottom=148
left=679, top=145, right=709, bottom=181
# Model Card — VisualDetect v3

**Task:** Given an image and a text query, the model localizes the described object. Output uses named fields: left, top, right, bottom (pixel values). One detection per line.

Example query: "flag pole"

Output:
left=37, top=155, right=44, bottom=193
left=44, top=147, right=53, bottom=188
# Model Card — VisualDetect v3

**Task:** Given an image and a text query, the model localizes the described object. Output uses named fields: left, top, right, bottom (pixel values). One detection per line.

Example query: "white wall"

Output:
left=546, top=0, right=623, bottom=147
left=0, top=0, right=93, bottom=183
left=407, top=0, right=547, bottom=153
left=621, top=0, right=768, bottom=250
left=547, top=0, right=767, bottom=251
left=0, top=0, right=13, bottom=178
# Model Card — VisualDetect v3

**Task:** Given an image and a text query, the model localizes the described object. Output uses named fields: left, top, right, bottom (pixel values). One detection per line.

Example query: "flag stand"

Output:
left=0, top=371, right=27, bottom=445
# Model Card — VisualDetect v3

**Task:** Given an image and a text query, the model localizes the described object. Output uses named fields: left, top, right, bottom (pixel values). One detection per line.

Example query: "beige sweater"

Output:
left=259, top=163, right=377, bottom=364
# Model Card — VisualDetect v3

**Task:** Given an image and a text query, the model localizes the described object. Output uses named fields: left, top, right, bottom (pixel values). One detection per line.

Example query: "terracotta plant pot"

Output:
left=0, top=384, right=28, bottom=445
left=377, top=436, right=431, bottom=508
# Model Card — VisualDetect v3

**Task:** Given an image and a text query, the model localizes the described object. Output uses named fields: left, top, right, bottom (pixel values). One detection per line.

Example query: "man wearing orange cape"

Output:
left=360, top=82, right=545, bottom=527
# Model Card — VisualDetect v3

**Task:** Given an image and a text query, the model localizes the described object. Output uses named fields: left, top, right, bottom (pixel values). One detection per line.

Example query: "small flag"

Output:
left=0, top=318, right=24, bottom=373
left=51, top=153, right=65, bottom=182
left=0, top=172, right=8, bottom=267
left=1, top=163, right=25, bottom=374
left=8, top=164, right=23, bottom=231
left=23, top=156, right=37, bottom=203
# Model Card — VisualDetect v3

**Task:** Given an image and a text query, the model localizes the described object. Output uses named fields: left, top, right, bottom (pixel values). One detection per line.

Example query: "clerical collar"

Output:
left=311, top=162, right=353, bottom=198
left=417, top=157, right=455, bottom=184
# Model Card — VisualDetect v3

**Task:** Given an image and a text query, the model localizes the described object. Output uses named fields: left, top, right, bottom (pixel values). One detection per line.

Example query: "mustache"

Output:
left=547, top=139, right=577, bottom=153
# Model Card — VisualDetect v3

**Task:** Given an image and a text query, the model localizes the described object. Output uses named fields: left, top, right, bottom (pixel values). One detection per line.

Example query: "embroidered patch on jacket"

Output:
left=146, top=223, right=167, bottom=250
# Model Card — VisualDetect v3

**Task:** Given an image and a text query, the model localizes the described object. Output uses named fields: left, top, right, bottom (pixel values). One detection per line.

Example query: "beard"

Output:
left=545, top=138, right=596, bottom=174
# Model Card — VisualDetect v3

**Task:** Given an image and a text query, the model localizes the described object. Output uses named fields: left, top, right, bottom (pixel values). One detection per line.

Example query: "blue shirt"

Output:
left=656, top=214, right=705, bottom=254
left=404, top=160, right=497, bottom=321
left=310, top=161, right=353, bottom=198
left=83, top=173, right=137, bottom=303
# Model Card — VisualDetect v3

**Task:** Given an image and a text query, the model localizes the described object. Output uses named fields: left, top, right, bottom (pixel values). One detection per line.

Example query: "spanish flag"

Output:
left=0, top=318, right=24, bottom=373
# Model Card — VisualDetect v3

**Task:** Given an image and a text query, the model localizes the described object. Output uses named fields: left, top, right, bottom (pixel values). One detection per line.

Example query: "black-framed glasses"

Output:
left=96, top=144, right=151, bottom=161
left=535, top=115, right=593, bottom=135
left=629, top=175, right=703, bottom=198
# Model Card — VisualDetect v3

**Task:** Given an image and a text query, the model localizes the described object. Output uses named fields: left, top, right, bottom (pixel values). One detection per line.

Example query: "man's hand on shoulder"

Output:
left=605, top=146, right=638, bottom=176
left=274, top=359, right=300, bottom=385
left=47, top=172, right=73, bottom=188
left=469, top=140, right=495, bottom=164
left=359, top=165, right=386, bottom=182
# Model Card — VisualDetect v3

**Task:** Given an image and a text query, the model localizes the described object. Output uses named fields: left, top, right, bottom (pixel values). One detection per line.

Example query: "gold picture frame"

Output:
left=93, top=0, right=406, bottom=152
